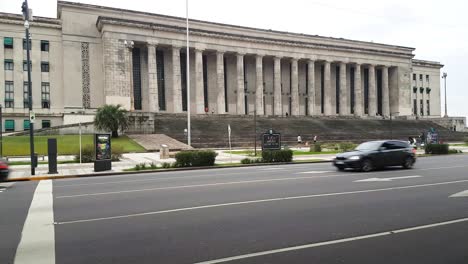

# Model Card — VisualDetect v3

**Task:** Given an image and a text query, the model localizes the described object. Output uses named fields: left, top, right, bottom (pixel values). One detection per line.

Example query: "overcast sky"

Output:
left=1, top=0, right=467, bottom=119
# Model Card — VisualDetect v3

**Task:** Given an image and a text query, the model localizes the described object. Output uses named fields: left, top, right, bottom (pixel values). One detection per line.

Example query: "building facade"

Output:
left=0, top=1, right=443, bottom=131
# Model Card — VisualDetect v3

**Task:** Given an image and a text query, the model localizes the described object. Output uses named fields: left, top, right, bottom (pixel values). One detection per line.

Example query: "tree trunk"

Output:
left=112, top=130, right=119, bottom=138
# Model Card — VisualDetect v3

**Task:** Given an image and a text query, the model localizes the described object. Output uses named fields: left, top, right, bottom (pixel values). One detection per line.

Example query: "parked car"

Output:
left=0, top=159, right=9, bottom=181
left=333, top=140, right=416, bottom=172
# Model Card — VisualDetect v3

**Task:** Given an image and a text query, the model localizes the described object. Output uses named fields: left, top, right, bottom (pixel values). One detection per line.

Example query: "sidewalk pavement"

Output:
left=5, top=147, right=447, bottom=180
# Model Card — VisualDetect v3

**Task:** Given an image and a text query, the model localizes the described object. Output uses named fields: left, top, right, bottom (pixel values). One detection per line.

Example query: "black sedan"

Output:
left=333, top=140, right=416, bottom=172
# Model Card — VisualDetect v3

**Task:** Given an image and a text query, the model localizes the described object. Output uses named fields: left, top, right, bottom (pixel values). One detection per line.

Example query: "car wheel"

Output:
left=361, top=159, right=373, bottom=172
left=403, top=157, right=414, bottom=169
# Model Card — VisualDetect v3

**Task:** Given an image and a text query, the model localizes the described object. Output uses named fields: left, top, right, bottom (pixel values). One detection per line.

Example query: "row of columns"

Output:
left=146, top=43, right=392, bottom=117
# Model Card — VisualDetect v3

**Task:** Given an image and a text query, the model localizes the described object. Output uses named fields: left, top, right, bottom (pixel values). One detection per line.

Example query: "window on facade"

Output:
left=41, top=62, right=49, bottom=72
left=23, top=61, right=31, bottom=71
left=5, top=81, right=14, bottom=108
left=5, top=120, right=15, bottom=132
left=41, top=82, right=50, bottom=108
left=23, top=39, right=31, bottom=50
left=42, top=120, right=51, bottom=129
left=23, top=82, right=30, bottom=108
left=420, top=99, right=424, bottom=116
left=426, top=75, right=429, bottom=82
left=23, top=120, right=30, bottom=131
left=413, top=74, right=416, bottom=81
left=413, top=99, right=417, bottom=115
left=419, top=74, right=423, bottom=81
left=40, top=40, right=49, bottom=52
left=4, top=59, right=13, bottom=70
left=4, top=37, right=13, bottom=49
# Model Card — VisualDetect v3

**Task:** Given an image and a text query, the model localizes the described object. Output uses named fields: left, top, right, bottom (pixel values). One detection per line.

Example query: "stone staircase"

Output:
left=128, top=114, right=467, bottom=148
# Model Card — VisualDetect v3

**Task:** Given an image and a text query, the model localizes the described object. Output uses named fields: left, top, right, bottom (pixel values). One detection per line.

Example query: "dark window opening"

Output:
left=364, top=68, right=369, bottom=114
left=4, top=59, right=13, bottom=70
left=22, top=39, right=31, bottom=50
left=420, top=99, right=424, bottom=116
left=426, top=75, right=430, bottom=82
left=41, top=82, right=50, bottom=109
left=156, top=49, right=166, bottom=111
left=180, top=51, right=188, bottom=111
left=40, top=40, right=49, bottom=52
left=41, top=62, right=49, bottom=72
left=412, top=74, right=416, bottom=81
left=350, top=67, right=355, bottom=114
left=224, top=56, right=228, bottom=113
left=42, top=120, right=51, bottom=129
left=244, top=57, right=248, bottom=115
left=23, top=61, right=31, bottom=71
left=419, top=74, right=423, bottom=81
left=203, top=55, right=209, bottom=110
left=336, top=65, right=340, bottom=114
left=377, top=69, right=383, bottom=115
left=413, top=99, right=417, bottom=115
left=4, top=37, right=13, bottom=49
left=23, top=82, right=30, bottom=108
left=321, top=65, right=325, bottom=114
left=132, top=48, right=142, bottom=110
left=427, top=100, right=430, bottom=116
left=5, top=81, right=14, bottom=108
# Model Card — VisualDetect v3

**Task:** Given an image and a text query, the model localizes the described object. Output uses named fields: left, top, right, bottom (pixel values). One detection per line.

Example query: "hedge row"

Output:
left=425, top=144, right=449, bottom=155
left=262, top=150, right=293, bottom=163
left=175, top=150, right=218, bottom=167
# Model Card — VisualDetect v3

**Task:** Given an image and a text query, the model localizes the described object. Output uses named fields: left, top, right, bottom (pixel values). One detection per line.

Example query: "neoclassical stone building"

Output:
left=0, top=1, right=443, bottom=131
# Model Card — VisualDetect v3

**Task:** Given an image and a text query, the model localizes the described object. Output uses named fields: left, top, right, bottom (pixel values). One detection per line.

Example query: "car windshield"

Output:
left=355, top=142, right=382, bottom=151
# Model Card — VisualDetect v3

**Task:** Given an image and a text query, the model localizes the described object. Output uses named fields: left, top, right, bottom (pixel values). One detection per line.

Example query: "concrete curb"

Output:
left=4, top=160, right=332, bottom=182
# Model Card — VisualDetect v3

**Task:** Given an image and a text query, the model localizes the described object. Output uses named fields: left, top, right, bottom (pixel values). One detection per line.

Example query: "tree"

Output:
left=94, top=104, right=129, bottom=138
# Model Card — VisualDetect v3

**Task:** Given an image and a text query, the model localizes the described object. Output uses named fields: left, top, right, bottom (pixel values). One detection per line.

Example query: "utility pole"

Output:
left=22, top=0, right=35, bottom=175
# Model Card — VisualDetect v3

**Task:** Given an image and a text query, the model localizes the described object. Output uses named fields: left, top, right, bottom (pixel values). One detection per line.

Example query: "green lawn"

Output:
left=2, top=135, right=145, bottom=156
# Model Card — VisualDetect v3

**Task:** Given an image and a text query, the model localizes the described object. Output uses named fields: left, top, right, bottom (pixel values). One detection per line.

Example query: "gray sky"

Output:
left=1, top=0, right=467, bottom=119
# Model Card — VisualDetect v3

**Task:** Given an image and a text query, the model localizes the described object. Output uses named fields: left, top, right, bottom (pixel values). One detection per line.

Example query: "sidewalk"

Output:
left=6, top=147, right=443, bottom=180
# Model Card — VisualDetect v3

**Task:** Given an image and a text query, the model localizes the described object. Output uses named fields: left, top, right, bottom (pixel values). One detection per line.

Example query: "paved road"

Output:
left=2, top=155, right=468, bottom=263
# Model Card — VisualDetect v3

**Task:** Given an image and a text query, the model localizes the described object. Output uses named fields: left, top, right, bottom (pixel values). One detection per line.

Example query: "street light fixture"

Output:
left=442, top=72, right=448, bottom=118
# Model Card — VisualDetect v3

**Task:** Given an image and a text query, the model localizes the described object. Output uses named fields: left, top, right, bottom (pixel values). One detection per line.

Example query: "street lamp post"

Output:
left=22, top=0, right=35, bottom=175
left=442, top=72, right=448, bottom=118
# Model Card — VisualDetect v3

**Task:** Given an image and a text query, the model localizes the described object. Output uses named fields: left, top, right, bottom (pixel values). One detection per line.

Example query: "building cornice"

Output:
left=96, top=16, right=415, bottom=59
left=412, top=59, right=444, bottom=69
left=0, top=12, right=61, bottom=29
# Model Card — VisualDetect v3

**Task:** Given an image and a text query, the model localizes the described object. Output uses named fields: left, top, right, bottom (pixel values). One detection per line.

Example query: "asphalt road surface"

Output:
left=2, top=155, right=468, bottom=264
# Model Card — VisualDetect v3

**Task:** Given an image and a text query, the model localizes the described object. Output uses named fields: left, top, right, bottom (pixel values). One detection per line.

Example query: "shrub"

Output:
left=311, top=143, right=322, bottom=153
left=135, top=164, right=141, bottom=171
left=149, top=162, right=157, bottom=169
left=262, top=150, right=293, bottom=163
left=175, top=150, right=218, bottom=167
left=241, top=158, right=252, bottom=164
left=112, top=145, right=124, bottom=161
left=339, top=142, right=357, bottom=152
left=425, top=144, right=449, bottom=154
left=140, top=163, right=147, bottom=170
left=448, top=149, right=462, bottom=154
left=161, top=162, right=172, bottom=168
left=74, top=145, right=94, bottom=163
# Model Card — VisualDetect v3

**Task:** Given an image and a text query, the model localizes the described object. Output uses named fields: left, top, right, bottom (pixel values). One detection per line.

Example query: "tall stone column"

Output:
left=273, top=57, right=282, bottom=116
left=307, top=59, right=315, bottom=115
left=323, top=61, right=333, bottom=115
left=236, top=53, right=245, bottom=115
left=172, top=46, right=182, bottom=113
left=291, top=58, right=299, bottom=116
left=339, top=62, right=348, bottom=115
left=147, top=43, right=159, bottom=112
left=368, top=65, right=377, bottom=116
left=354, top=64, right=363, bottom=116
left=255, top=55, right=264, bottom=115
left=216, top=51, right=225, bottom=114
left=195, top=49, right=205, bottom=114
left=382, top=66, right=390, bottom=117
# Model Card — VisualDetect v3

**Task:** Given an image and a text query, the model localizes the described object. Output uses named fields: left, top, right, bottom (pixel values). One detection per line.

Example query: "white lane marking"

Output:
left=449, top=190, right=468, bottom=198
left=354, top=175, right=422, bottom=182
left=298, top=171, right=333, bottom=174
left=56, top=174, right=351, bottom=198
left=194, top=216, right=468, bottom=264
left=0, top=182, right=15, bottom=188
left=55, top=178, right=468, bottom=225
left=258, top=168, right=285, bottom=171
left=14, top=180, right=55, bottom=264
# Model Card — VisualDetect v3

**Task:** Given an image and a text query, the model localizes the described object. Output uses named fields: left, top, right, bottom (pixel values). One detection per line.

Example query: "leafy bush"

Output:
left=74, top=145, right=94, bottom=163
left=311, top=143, right=322, bottom=153
left=175, top=150, right=218, bottom=167
left=425, top=144, right=449, bottom=154
left=241, top=158, right=252, bottom=164
left=339, top=142, right=357, bottom=152
left=262, top=150, right=293, bottom=163
left=149, top=162, right=157, bottom=169
left=448, top=149, right=462, bottom=154
left=112, top=145, right=124, bottom=161
left=161, top=162, right=172, bottom=168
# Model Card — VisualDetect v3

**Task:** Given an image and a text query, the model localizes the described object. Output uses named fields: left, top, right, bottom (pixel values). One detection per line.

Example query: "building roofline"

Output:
left=412, top=59, right=444, bottom=68
left=97, top=16, right=415, bottom=58
left=0, top=12, right=60, bottom=25
left=58, top=1, right=415, bottom=52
